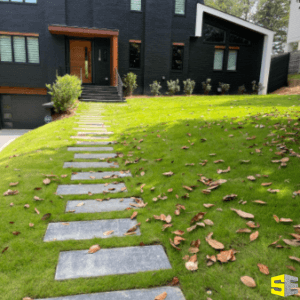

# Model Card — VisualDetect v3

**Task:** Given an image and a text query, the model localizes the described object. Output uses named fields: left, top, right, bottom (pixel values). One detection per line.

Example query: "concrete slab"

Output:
left=77, top=141, right=115, bottom=144
left=77, top=132, right=114, bottom=135
left=73, top=128, right=108, bottom=131
left=55, top=245, right=171, bottom=280
left=37, top=287, right=185, bottom=300
left=71, top=171, right=131, bottom=180
left=68, top=146, right=114, bottom=151
left=63, top=162, right=118, bottom=168
left=74, top=153, right=117, bottom=159
left=44, top=219, right=140, bottom=242
left=0, top=129, right=31, bottom=152
left=65, top=198, right=140, bottom=213
left=70, top=136, right=110, bottom=140
left=56, top=183, right=127, bottom=195
left=76, top=123, right=108, bottom=125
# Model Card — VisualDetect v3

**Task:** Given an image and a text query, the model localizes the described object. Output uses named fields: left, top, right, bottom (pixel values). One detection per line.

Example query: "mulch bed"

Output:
left=51, top=100, right=79, bottom=122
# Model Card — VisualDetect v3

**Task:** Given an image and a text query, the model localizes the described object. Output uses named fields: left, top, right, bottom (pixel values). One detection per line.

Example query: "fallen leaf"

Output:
left=170, top=238, right=181, bottom=250
left=61, top=174, right=68, bottom=178
left=2, top=247, right=9, bottom=254
left=168, top=188, right=173, bottom=193
left=217, top=249, right=236, bottom=263
left=12, top=231, right=21, bottom=236
left=261, top=182, right=272, bottom=186
left=240, top=276, right=256, bottom=288
left=43, top=178, right=51, bottom=185
left=273, top=215, right=279, bottom=223
left=217, top=166, right=231, bottom=174
left=170, top=277, right=179, bottom=286
left=205, top=232, right=224, bottom=250
left=29, top=223, right=34, bottom=227
left=267, top=188, right=280, bottom=193
left=24, top=204, right=30, bottom=208
left=154, top=292, right=167, bottom=300
left=174, top=236, right=186, bottom=245
left=183, top=185, right=193, bottom=191
left=280, top=218, right=293, bottom=223
left=236, top=228, right=252, bottom=233
left=268, top=236, right=282, bottom=247
left=191, top=212, right=207, bottom=224
left=250, top=231, right=259, bottom=242
left=223, top=194, right=238, bottom=201
left=252, top=200, right=267, bottom=205
left=257, top=263, right=269, bottom=275
left=231, top=208, right=254, bottom=219
left=162, top=224, right=173, bottom=231
left=289, top=256, right=300, bottom=263
left=187, top=225, right=197, bottom=232
left=9, top=182, right=19, bottom=186
left=283, top=239, right=300, bottom=246
left=163, top=171, right=174, bottom=176
left=34, top=196, right=43, bottom=201
left=286, top=265, right=296, bottom=272
left=185, top=260, right=198, bottom=271
left=191, top=239, right=201, bottom=248
left=172, top=230, right=185, bottom=235
left=247, top=176, right=256, bottom=181
left=189, top=247, right=200, bottom=254
left=35, top=208, right=40, bottom=214
left=130, top=211, right=138, bottom=219
left=181, top=146, right=189, bottom=150
left=88, top=244, right=101, bottom=254
left=103, top=230, right=114, bottom=236
left=3, top=189, right=19, bottom=196
left=41, top=213, right=51, bottom=220
left=204, top=219, right=214, bottom=226
left=203, top=203, right=215, bottom=208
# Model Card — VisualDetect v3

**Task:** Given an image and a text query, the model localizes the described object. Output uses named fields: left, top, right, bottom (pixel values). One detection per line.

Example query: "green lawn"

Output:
left=289, top=73, right=300, bottom=80
left=1, top=94, right=300, bottom=300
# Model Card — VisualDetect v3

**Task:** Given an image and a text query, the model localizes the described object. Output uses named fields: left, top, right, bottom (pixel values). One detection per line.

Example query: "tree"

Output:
left=253, top=0, right=290, bottom=54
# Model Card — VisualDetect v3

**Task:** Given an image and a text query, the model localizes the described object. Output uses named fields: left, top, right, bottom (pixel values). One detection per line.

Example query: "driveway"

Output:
left=0, top=129, right=31, bottom=152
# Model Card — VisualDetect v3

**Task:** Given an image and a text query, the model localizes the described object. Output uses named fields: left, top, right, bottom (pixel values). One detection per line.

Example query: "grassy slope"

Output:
left=0, top=94, right=300, bottom=300
left=289, top=73, right=300, bottom=80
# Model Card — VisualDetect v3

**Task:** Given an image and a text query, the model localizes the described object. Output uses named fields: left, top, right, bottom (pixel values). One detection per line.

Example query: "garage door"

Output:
left=0, top=94, right=48, bottom=129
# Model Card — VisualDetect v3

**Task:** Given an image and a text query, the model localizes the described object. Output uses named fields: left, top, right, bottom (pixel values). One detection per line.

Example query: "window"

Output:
left=129, top=42, right=141, bottom=69
left=131, top=0, right=141, bottom=11
left=172, top=45, right=184, bottom=70
left=0, top=35, right=39, bottom=64
left=213, top=49, right=224, bottom=70
left=0, top=0, right=37, bottom=3
left=227, top=50, right=238, bottom=71
left=203, top=23, right=226, bottom=43
left=229, top=33, right=251, bottom=46
left=175, top=0, right=185, bottom=15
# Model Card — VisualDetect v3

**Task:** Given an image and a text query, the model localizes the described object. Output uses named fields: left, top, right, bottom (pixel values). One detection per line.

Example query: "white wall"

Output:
left=287, top=0, right=300, bottom=44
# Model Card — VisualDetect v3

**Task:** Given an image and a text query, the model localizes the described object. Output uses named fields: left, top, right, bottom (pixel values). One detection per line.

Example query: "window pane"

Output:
left=0, top=35, right=13, bottom=62
left=129, top=42, right=141, bottom=68
left=172, top=45, right=184, bottom=70
left=27, top=37, right=39, bottom=63
left=203, top=23, right=226, bottom=43
left=25, top=0, right=37, bottom=2
left=131, top=0, right=141, bottom=11
left=213, top=49, right=223, bottom=70
left=0, top=0, right=10, bottom=2
left=175, top=0, right=185, bottom=15
left=229, top=33, right=251, bottom=45
left=13, top=36, right=26, bottom=63
left=11, top=0, right=23, bottom=2
left=227, top=50, right=237, bottom=71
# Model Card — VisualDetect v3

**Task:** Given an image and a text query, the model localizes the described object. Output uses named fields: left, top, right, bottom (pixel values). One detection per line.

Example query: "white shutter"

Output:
left=227, top=50, right=238, bottom=71
left=131, top=0, right=141, bottom=11
left=27, top=37, right=39, bottom=63
left=13, top=36, right=26, bottom=63
left=0, top=35, right=13, bottom=62
left=175, top=0, right=185, bottom=15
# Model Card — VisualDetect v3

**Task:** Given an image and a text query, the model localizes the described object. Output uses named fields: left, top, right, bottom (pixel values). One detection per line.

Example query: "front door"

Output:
left=94, top=38, right=110, bottom=85
left=69, top=40, right=92, bottom=84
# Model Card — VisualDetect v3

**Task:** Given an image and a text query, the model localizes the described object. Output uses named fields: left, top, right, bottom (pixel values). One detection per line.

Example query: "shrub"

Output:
left=183, top=79, right=196, bottom=96
left=46, top=74, right=82, bottom=113
left=123, top=72, right=138, bottom=96
left=202, top=78, right=212, bottom=95
left=238, top=85, right=247, bottom=95
left=166, top=79, right=180, bottom=96
left=149, top=81, right=162, bottom=96
left=251, top=80, right=264, bottom=94
left=219, top=82, right=230, bottom=95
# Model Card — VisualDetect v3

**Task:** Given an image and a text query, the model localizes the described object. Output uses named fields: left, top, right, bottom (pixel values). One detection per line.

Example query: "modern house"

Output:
left=286, top=0, right=300, bottom=52
left=0, top=0, right=274, bottom=129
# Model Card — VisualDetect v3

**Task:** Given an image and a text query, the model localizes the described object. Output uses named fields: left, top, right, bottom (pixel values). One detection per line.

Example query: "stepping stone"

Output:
left=77, top=132, right=113, bottom=135
left=71, top=171, right=131, bottom=180
left=37, top=286, right=185, bottom=300
left=73, top=128, right=108, bottom=131
left=44, top=219, right=140, bottom=242
left=63, top=162, right=119, bottom=168
left=55, top=245, right=171, bottom=280
left=56, top=183, right=126, bottom=195
left=77, top=141, right=114, bottom=145
left=76, top=125, right=110, bottom=128
left=70, top=136, right=110, bottom=140
left=76, top=123, right=107, bottom=125
left=69, top=146, right=114, bottom=151
left=74, top=153, right=117, bottom=159
left=66, top=198, right=140, bottom=213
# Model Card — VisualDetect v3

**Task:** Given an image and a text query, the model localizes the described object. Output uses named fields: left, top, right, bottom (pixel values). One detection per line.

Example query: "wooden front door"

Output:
left=69, top=40, right=92, bottom=84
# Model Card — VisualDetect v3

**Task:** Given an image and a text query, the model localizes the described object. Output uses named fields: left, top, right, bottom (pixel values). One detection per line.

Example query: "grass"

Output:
left=289, top=73, right=300, bottom=80
left=1, top=94, right=300, bottom=300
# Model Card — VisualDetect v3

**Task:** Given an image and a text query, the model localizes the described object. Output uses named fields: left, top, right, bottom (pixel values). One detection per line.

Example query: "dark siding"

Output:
left=188, top=13, right=264, bottom=94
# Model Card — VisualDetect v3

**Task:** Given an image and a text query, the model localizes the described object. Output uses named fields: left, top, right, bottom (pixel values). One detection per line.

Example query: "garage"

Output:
left=0, top=94, right=49, bottom=129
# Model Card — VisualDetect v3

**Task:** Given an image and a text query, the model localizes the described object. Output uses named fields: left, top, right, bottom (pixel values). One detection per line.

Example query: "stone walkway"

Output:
left=40, top=104, right=185, bottom=299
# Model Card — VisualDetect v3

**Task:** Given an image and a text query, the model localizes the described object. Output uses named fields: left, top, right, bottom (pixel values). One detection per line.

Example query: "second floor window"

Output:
left=203, top=23, right=226, bottom=43
left=175, top=0, right=185, bottom=15
left=129, top=42, right=141, bottom=69
left=131, top=0, right=141, bottom=11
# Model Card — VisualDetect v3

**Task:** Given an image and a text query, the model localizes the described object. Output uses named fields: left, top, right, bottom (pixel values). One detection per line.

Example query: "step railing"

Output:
left=115, top=68, right=123, bottom=101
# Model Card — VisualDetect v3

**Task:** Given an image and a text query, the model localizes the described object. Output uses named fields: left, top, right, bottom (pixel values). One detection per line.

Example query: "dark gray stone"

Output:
left=63, top=162, right=118, bottom=168
left=65, top=198, right=140, bottom=213
left=74, top=153, right=117, bottom=159
left=37, top=287, right=185, bottom=300
left=73, top=128, right=108, bottom=131
left=68, top=146, right=114, bottom=151
left=76, top=122, right=107, bottom=125
left=44, top=219, right=140, bottom=242
left=77, top=132, right=114, bottom=135
left=71, top=171, right=131, bottom=180
left=56, top=183, right=127, bottom=195
left=70, top=136, right=110, bottom=140
left=55, top=245, right=171, bottom=280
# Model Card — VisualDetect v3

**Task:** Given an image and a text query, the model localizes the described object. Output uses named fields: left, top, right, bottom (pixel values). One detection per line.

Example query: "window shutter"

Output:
left=131, top=0, right=141, bottom=11
left=27, top=37, right=39, bottom=63
left=0, top=35, right=13, bottom=62
left=13, top=36, right=26, bottom=63
left=175, top=0, right=185, bottom=14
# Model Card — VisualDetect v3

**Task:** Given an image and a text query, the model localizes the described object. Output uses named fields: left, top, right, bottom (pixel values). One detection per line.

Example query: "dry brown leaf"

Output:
left=191, top=212, right=207, bottom=224
left=283, top=239, right=300, bottom=246
left=183, top=185, right=193, bottom=191
left=41, top=213, right=51, bottom=220
left=9, top=182, right=19, bottom=186
left=252, top=200, right=267, bottom=205
left=24, top=204, right=30, bottom=208
left=236, top=228, right=252, bottom=233
left=34, top=196, right=43, bottom=201
left=231, top=208, right=254, bottom=219
left=223, top=194, right=238, bottom=201
left=103, top=230, right=114, bottom=236
left=257, top=263, right=269, bottom=275
left=280, top=218, right=293, bottom=223
left=170, top=277, right=179, bottom=286
left=88, top=244, right=101, bottom=254
left=247, top=176, right=256, bottom=181
left=168, top=188, right=173, bottom=193
left=174, top=236, right=186, bottom=245
left=202, top=189, right=211, bottom=194
left=268, top=236, right=282, bottom=247
left=121, top=187, right=127, bottom=192
left=162, top=224, right=173, bottom=231
left=205, top=232, right=224, bottom=250
left=214, top=159, right=224, bottom=163
left=273, top=215, right=279, bottom=223
left=130, top=211, right=138, bottom=219
left=187, top=225, right=197, bottom=232
left=23, top=298, right=33, bottom=300
left=163, top=171, right=174, bottom=176
left=290, top=233, right=300, bottom=240
left=43, top=178, right=51, bottom=185
left=217, top=249, right=235, bottom=263
left=172, top=230, right=185, bottom=235
left=250, top=231, right=259, bottom=242
left=3, top=189, right=19, bottom=196
left=204, top=219, right=214, bottom=226
left=154, top=292, right=167, bottom=300
left=61, top=174, right=68, bottom=178
left=217, top=166, right=231, bottom=174
left=34, top=208, right=40, bottom=215
left=267, top=188, right=280, bottom=193
left=76, top=202, right=85, bottom=207
left=294, top=225, right=300, bottom=233
left=170, top=238, right=181, bottom=250
left=286, top=265, right=296, bottom=272
left=190, top=239, right=201, bottom=248
left=240, top=276, right=256, bottom=288
left=290, top=256, right=300, bottom=263
left=188, top=247, right=200, bottom=254
left=246, top=221, right=260, bottom=228
left=203, top=203, right=215, bottom=208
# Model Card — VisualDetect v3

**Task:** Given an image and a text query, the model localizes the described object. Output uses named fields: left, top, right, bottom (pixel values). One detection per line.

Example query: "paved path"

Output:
left=38, top=104, right=184, bottom=299
left=0, top=129, right=31, bottom=152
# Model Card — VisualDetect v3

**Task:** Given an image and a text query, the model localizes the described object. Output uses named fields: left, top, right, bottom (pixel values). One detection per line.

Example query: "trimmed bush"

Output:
left=183, top=79, right=196, bottom=96
left=123, top=72, right=138, bottom=96
left=219, top=82, right=230, bottom=95
left=238, top=84, right=247, bottom=95
left=46, top=74, right=82, bottom=113
left=166, top=79, right=180, bottom=96
left=149, top=81, right=162, bottom=96
left=202, top=78, right=212, bottom=95
left=252, top=80, right=264, bottom=94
